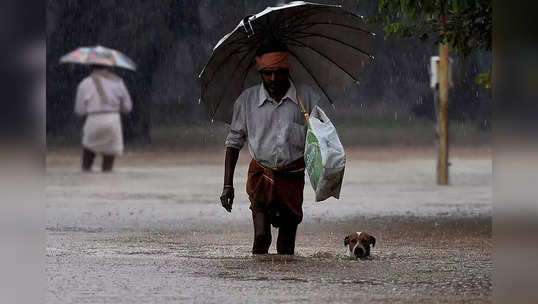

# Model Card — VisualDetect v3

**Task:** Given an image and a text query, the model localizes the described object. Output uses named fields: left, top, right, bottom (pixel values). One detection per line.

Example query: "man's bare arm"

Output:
left=220, top=147, right=239, bottom=212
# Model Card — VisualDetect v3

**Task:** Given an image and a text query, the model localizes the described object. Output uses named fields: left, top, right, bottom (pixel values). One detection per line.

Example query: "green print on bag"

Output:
left=305, top=125, right=323, bottom=190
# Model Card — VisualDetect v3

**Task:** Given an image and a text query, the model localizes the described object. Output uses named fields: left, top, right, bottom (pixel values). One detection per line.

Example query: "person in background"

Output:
left=74, top=65, right=132, bottom=172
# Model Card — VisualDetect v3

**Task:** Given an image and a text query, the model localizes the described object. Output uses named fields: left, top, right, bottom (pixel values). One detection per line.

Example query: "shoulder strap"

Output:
left=296, top=93, right=310, bottom=125
left=91, top=73, right=109, bottom=105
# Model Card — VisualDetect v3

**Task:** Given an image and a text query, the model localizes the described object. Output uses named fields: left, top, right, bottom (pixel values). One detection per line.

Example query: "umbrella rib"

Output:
left=289, top=22, right=373, bottom=36
left=280, top=35, right=358, bottom=82
left=219, top=30, right=264, bottom=48
left=204, top=45, right=257, bottom=85
left=204, top=28, right=266, bottom=78
left=217, top=32, right=252, bottom=49
left=286, top=49, right=333, bottom=105
left=238, top=59, right=257, bottom=95
left=273, top=6, right=328, bottom=38
left=220, top=39, right=252, bottom=48
left=292, top=31, right=373, bottom=58
left=281, top=6, right=327, bottom=28
left=205, top=45, right=256, bottom=98
left=203, top=32, right=253, bottom=75
left=279, top=6, right=354, bottom=33
left=211, top=51, right=258, bottom=119
left=230, top=47, right=257, bottom=76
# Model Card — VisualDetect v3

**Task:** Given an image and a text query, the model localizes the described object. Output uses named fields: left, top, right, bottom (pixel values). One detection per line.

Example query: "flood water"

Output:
left=46, top=147, right=492, bottom=303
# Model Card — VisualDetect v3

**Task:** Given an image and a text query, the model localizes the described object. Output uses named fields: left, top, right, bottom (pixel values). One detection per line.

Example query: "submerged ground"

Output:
left=46, top=147, right=491, bottom=303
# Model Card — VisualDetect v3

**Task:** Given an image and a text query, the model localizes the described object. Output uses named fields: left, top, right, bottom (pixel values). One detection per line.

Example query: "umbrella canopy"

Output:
left=60, top=45, right=137, bottom=71
left=199, top=1, right=375, bottom=123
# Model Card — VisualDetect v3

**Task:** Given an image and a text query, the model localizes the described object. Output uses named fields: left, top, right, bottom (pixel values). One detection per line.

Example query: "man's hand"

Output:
left=221, top=147, right=239, bottom=213
left=220, top=186, right=234, bottom=212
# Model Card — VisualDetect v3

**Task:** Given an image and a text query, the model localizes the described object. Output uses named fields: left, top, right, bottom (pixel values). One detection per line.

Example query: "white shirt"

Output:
left=74, top=70, right=133, bottom=116
left=225, top=82, right=319, bottom=168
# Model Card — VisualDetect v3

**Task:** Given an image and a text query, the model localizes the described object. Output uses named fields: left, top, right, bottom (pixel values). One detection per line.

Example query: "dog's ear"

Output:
left=344, top=236, right=350, bottom=246
left=369, top=236, right=376, bottom=247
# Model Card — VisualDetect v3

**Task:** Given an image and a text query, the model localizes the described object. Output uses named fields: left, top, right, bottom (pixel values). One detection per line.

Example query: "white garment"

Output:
left=74, top=70, right=132, bottom=115
left=75, top=70, right=132, bottom=155
left=82, top=113, right=123, bottom=155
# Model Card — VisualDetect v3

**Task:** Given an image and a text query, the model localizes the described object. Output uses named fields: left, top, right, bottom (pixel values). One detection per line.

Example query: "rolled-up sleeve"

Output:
left=224, top=96, right=247, bottom=150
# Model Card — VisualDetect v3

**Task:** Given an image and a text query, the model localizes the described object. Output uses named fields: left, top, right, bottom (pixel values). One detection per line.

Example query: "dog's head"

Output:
left=344, top=231, right=376, bottom=259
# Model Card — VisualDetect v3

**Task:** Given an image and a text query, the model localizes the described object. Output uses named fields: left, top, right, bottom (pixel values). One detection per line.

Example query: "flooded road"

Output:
left=46, top=147, right=492, bottom=303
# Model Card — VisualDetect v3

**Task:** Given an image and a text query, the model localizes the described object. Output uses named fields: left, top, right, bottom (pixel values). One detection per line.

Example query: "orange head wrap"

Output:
left=255, top=52, right=289, bottom=71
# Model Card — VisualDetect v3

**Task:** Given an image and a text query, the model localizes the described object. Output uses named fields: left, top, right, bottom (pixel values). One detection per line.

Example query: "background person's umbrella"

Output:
left=60, top=45, right=137, bottom=71
left=199, top=1, right=375, bottom=123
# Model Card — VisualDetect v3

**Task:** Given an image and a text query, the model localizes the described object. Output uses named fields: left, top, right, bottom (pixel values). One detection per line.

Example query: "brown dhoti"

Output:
left=246, top=158, right=305, bottom=225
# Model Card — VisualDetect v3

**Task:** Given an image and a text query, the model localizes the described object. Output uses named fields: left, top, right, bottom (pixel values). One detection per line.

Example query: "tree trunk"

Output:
left=437, top=14, right=450, bottom=185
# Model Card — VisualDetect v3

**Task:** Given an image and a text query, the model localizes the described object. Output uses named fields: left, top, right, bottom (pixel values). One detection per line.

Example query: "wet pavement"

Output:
left=46, top=147, right=492, bottom=303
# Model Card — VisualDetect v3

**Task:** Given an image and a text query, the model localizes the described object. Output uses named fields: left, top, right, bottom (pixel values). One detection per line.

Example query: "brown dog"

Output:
left=344, top=232, right=376, bottom=259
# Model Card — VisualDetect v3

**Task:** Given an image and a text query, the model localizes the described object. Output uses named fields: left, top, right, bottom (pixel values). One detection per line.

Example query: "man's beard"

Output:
left=264, top=79, right=289, bottom=98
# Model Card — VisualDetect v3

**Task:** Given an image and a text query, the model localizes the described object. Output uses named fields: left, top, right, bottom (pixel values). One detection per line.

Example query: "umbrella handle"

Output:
left=296, top=93, right=310, bottom=125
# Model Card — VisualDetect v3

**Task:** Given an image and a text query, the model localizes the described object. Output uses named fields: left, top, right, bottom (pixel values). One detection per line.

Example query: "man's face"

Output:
left=260, top=68, right=290, bottom=98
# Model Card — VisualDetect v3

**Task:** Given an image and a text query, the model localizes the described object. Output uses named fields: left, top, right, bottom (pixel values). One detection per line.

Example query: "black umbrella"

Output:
left=199, top=1, right=375, bottom=123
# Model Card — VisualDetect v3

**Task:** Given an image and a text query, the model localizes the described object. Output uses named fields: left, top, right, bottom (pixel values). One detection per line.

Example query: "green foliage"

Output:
left=362, top=0, right=491, bottom=56
left=360, top=0, right=491, bottom=87
left=475, top=71, right=492, bottom=89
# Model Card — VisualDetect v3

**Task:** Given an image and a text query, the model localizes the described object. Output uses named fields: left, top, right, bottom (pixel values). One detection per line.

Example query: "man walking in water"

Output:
left=220, top=41, right=318, bottom=255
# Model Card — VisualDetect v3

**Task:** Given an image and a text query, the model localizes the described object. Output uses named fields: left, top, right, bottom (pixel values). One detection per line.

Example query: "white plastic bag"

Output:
left=304, top=106, right=345, bottom=202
